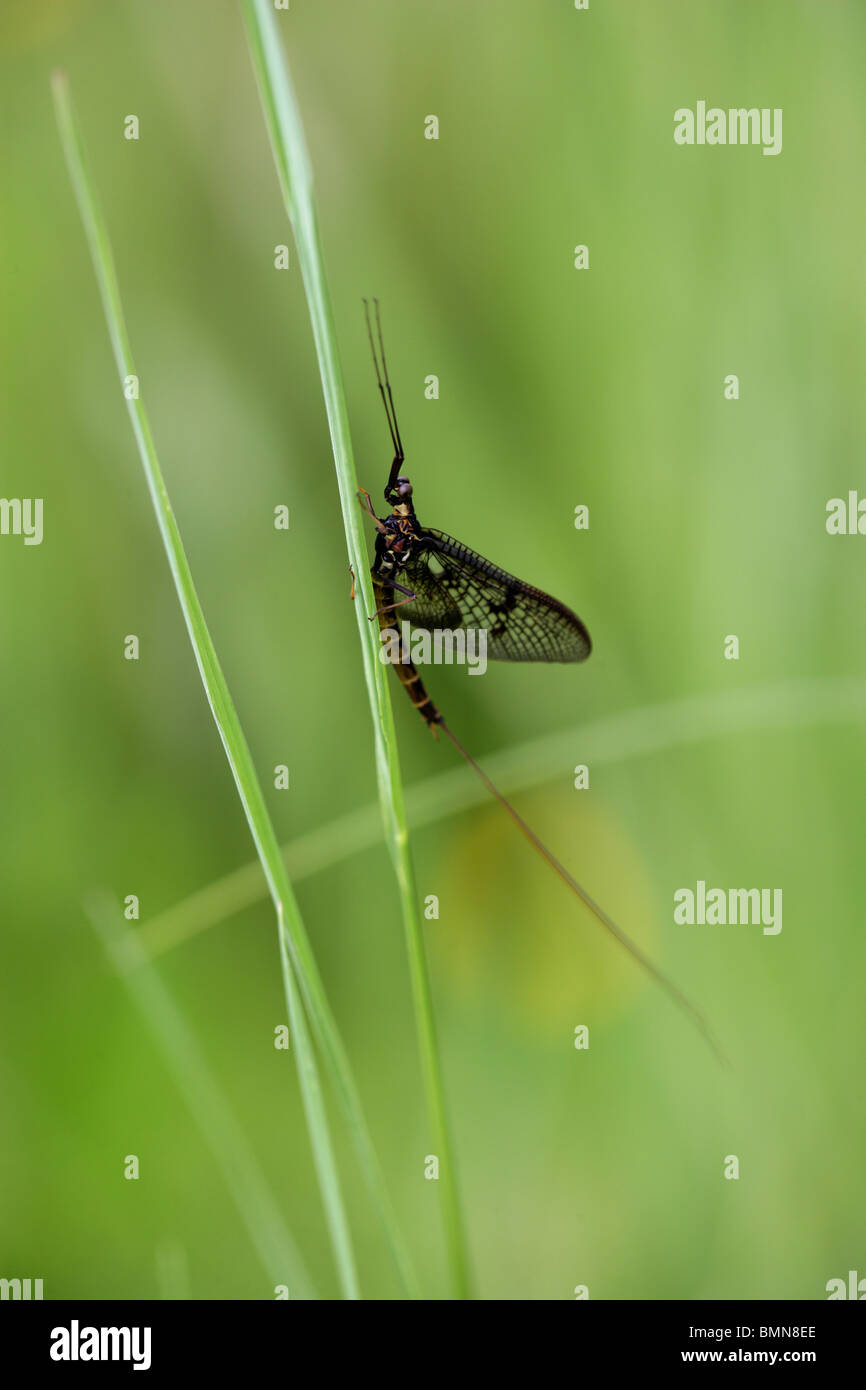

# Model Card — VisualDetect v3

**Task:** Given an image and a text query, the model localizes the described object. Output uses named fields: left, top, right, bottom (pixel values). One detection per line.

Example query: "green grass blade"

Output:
left=52, top=68, right=361, bottom=1300
left=87, top=891, right=318, bottom=1300
left=242, top=0, right=472, bottom=1298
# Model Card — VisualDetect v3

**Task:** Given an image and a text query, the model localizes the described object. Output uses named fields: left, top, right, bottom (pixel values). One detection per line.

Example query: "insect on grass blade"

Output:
left=357, top=300, right=725, bottom=1065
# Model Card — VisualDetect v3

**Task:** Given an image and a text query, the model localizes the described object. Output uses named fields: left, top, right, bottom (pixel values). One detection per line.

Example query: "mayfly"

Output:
left=357, top=300, right=721, bottom=1061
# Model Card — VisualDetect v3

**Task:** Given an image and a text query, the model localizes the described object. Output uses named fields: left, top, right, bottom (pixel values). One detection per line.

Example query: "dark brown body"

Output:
left=373, top=573, right=443, bottom=728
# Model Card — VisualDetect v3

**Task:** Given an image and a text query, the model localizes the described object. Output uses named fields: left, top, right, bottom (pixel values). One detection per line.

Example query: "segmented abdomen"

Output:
left=373, top=578, right=442, bottom=728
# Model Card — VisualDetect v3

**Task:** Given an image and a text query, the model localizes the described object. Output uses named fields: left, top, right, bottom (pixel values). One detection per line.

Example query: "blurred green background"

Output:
left=2, top=0, right=865, bottom=1300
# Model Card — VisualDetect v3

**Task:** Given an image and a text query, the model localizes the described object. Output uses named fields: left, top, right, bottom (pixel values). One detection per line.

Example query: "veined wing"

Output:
left=398, top=527, right=591, bottom=662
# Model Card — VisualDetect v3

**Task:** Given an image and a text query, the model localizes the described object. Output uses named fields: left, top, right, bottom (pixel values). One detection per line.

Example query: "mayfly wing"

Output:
left=400, top=527, right=592, bottom=663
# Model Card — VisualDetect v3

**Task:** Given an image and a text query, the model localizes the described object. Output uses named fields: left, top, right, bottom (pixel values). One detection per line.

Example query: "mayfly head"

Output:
left=387, top=475, right=414, bottom=512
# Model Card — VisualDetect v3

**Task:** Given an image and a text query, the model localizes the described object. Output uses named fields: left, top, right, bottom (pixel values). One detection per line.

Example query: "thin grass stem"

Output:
left=53, top=68, right=364, bottom=1300
left=242, top=0, right=472, bottom=1297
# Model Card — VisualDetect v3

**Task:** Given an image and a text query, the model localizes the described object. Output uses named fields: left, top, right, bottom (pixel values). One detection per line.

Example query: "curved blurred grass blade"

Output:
left=52, top=69, right=360, bottom=1300
left=87, top=891, right=317, bottom=1300
left=139, top=673, right=866, bottom=958
left=242, top=0, right=472, bottom=1298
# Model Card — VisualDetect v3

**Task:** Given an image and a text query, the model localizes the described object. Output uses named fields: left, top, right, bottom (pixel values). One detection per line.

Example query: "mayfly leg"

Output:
left=357, top=487, right=387, bottom=531
left=370, top=582, right=417, bottom=621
